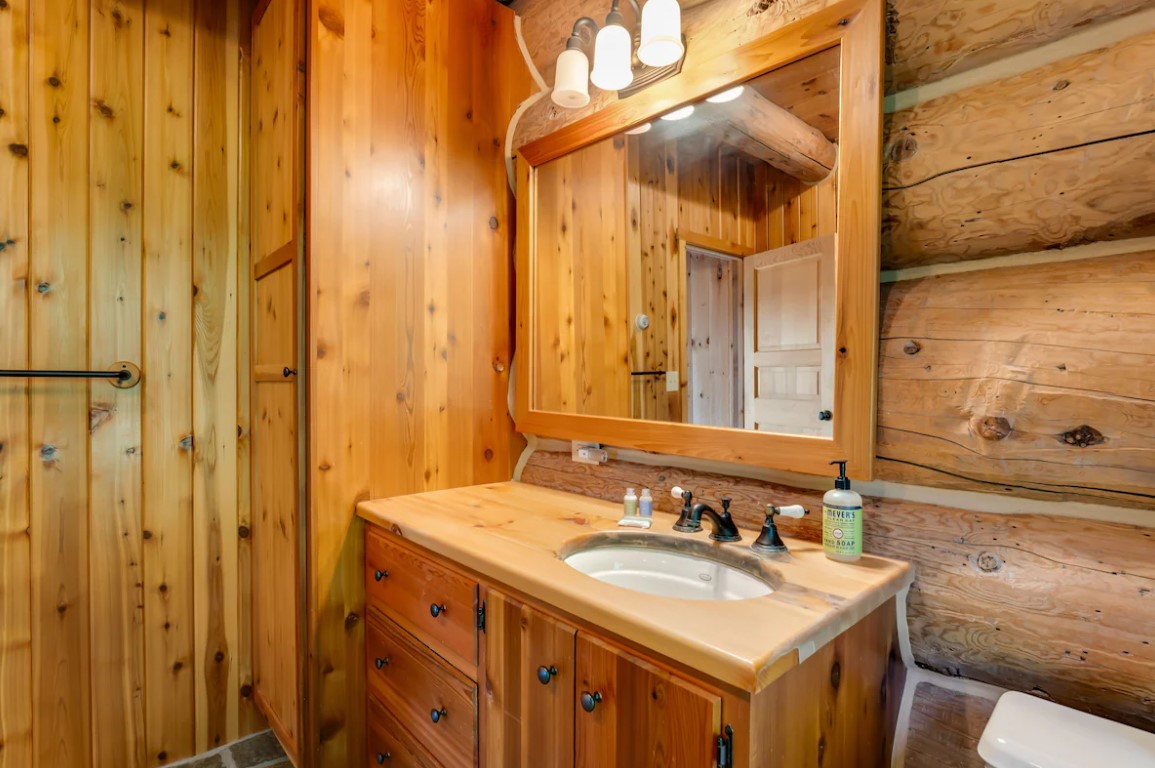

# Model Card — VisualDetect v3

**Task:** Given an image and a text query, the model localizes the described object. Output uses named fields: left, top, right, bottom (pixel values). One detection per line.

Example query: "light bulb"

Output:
left=706, top=85, right=744, bottom=104
left=590, top=23, right=634, bottom=91
left=552, top=48, right=591, bottom=109
left=660, top=105, right=694, bottom=121
left=638, top=0, right=684, bottom=68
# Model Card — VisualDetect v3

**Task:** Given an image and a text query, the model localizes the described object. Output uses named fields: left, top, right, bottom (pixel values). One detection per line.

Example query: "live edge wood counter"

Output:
left=357, top=482, right=910, bottom=768
left=357, top=481, right=911, bottom=695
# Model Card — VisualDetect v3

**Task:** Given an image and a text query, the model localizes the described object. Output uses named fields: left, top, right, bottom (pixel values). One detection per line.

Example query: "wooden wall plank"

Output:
left=882, top=27, right=1155, bottom=270
left=885, top=28, right=1155, bottom=190
left=887, top=0, right=1150, bottom=92
left=88, top=0, right=146, bottom=765
left=192, top=0, right=242, bottom=751
left=877, top=251, right=1155, bottom=509
left=29, top=0, right=92, bottom=764
left=520, top=448, right=1155, bottom=731
left=0, top=0, right=32, bottom=763
left=142, top=0, right=197, bottom=761
left=307, top=0, right=532, bottom=761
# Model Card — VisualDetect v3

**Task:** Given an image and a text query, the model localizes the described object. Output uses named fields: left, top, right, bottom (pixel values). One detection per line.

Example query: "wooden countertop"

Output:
left=357, top=482, right=913, bottom=693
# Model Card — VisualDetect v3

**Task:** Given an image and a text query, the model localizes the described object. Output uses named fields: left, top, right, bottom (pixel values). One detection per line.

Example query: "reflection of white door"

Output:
left=743, top=234, right=835, bottom=436
left=685, top=247, right=743, bottom=428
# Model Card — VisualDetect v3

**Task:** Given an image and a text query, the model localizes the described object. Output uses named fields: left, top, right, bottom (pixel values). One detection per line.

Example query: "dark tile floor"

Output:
left=171, top=730, right=290, bottom=768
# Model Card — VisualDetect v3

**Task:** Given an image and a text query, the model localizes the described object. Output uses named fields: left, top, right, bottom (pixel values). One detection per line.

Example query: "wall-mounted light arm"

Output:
left=567, top=17, right=600, bottom=52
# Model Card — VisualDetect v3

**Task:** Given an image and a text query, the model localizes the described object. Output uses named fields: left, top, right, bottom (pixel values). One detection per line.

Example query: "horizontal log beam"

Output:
left=877, top=250, right=1155, bottom=507
left=699, top=89, right=837, bottom=183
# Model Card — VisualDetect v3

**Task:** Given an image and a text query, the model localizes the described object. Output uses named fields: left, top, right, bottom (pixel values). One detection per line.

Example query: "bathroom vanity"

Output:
left=357, top=483, right=911, bottom=767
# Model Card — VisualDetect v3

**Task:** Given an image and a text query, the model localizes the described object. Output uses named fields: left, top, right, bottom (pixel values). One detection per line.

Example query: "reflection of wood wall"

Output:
left=306, top=0, right=532, bottom=762
left=534, top=138, right=632, bottom=418
left=624, top=132, right=838, bottom=423
left=0, top=1, right=259, bottom=765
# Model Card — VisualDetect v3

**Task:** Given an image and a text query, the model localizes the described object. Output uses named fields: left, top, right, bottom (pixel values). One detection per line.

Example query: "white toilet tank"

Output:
left=979, top=691, right=1155, bottom=768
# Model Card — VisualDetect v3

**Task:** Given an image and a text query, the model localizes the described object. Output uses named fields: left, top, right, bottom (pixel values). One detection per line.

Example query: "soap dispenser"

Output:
left=823, top=460, right=862, bottom=562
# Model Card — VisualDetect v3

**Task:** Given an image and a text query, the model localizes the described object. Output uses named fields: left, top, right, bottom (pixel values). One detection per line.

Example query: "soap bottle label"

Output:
left=823, top=503, right=862, bottom=557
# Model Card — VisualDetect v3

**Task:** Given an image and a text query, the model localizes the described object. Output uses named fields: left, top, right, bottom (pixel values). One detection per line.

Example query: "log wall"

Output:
left=0, top=1, right=260, bottom=766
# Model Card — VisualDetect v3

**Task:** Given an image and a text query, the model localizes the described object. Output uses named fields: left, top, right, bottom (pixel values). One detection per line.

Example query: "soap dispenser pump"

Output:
left=823, top=460, right=862, bottom=562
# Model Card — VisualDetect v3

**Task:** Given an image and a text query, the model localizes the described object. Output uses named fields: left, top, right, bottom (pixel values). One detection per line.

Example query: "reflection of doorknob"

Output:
left=818, top=410, right=833, bottom=421
left=634, top=313, right=651, bottom=330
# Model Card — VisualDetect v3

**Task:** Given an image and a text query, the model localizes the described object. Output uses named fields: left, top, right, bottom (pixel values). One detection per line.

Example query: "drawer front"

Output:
left=368, top=612, right=478, bottom=768
left=366, top=527, right=479, bottom=668
left=368, top=695, right=441, bottom=768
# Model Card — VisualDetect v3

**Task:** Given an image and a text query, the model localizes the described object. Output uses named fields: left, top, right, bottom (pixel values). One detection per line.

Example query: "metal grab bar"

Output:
left=0, top=361, right=141, bottom=389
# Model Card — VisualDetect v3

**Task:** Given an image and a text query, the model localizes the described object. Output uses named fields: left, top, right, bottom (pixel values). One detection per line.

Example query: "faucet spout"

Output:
left=676, top=498, right=742, bottom=543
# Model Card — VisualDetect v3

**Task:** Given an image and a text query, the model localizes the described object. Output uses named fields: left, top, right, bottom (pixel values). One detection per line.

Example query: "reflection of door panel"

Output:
left=686, top=248, right=743, bottom=427
left=743, top=235, right=835, bottom=436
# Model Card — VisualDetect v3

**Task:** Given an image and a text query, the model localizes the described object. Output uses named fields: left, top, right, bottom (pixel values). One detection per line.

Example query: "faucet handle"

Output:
left=771, top=504, right=808, bottom=519
left=720, top=497, right=732, bottom=514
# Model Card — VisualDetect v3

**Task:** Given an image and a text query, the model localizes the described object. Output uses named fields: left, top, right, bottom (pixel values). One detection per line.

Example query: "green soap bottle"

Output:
left=823, top=460, right=862, bottom=562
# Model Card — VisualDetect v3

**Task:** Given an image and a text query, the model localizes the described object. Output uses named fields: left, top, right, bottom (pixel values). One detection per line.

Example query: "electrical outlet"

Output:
left=665, top=370, right=680, bottom=393
left=571, top=441, right=608, bottom=465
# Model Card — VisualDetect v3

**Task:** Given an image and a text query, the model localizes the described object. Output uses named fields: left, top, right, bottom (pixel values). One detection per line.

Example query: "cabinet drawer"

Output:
left=366, top=527, right=479, bottom=670
left=368, top=612, right=478, bottom=768
left=368, top=695, right=441, bottom=768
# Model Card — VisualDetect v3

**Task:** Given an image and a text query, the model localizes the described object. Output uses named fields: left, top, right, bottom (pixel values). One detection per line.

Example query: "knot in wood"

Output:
left=39, top=444, right=57, bottom=462
left=977, top=416, right=1012, bottom=441
left=888, top=135, right=919, bottom=164
left=903, top=340, right=921, bottom=355
left=830, top=660, right=841, bottom=690
left=1061, top=425, right=1105, bottom=448
left=973, top=552, right=1003, bottom=573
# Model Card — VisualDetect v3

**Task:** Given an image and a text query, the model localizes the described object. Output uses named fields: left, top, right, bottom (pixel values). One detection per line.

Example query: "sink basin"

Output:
left=561, top=533, right=775, bottom=601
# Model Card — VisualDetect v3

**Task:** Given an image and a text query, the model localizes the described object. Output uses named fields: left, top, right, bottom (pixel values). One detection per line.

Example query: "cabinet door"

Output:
left=483, top=590, right=576, bottom=768
left=575, top=633, right=722, bottom=768
left=250, top=0, right=305, bottom=759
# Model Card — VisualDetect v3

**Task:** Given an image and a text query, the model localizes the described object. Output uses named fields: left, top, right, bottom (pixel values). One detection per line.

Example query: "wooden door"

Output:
left=685, top=247, right=743, bottom=428
left=250, top=0, right=304, bottom=759
left=742, top=234, right=835, bottom=436
left=483, top=590, right=577, bottom=768
left=574, top=633, right=721, bottom=768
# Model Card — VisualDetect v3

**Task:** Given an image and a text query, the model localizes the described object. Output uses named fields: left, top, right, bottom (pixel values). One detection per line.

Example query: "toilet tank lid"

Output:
left=978, top=692, right=1155, bottom=768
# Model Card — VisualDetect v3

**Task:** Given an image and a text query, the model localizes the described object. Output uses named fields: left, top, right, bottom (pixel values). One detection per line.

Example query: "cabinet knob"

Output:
left=537, top=665, right=558, bottom=685
left=430, top=706, right=448, bottom=724
left=430, top=603, right=447, bottom=618
left=818, top=410, right=833, bottom=421
left=282, top=366, right=297, bottom=378
left=580, top=691, right=603, bottom=713
left=373, top=569, right=389, bottom=582
left=375, top=753, right=390, bottom=764
left=374, top=657, right=389, bottom=670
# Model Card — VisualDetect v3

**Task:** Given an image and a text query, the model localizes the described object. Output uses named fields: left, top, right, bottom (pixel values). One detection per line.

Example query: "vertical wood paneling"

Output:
left=0, top=0, right=32, bottom=764
left=88, top=0, right=145, bottom=765
left=308, top=0, right=531, bottom=761
left=29, top=0, right=92, bottom=764
left=142, top=0, right=196, bottom=761
left=1, top=2, right=255, bottom=764
left=192, top=0, right=241, bottom=751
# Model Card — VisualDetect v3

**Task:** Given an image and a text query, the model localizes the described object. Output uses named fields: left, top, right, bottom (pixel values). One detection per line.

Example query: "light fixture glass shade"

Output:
left=552, top=48, right=591, bottom=108
left=638, top=0, right=684, bottom=68
left=706, top=85, right=744, bottom=104
left=625, top=122, right=652, bottom=135
left=590, top=23, right=634, bottom=91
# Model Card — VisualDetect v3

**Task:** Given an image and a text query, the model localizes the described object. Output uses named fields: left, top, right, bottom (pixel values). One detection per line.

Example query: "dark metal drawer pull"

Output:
left=374, top=657, right=389, bottom=670
left=430, top=706, right=447, bottom=724
left=537, top=665, right=558, bottom=685
left=373, top=569, right=389, bottom=582
left=580, top=691, right=603, bottom=713
left=376, top=752, right=390, bottom=764
left=430, top=603, right=447, bottom=618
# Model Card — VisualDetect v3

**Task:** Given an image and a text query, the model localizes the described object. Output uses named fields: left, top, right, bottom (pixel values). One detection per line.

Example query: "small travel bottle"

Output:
left=624, top=488, right=639, bottom=517
left=639, top=488, right=653, bottom=518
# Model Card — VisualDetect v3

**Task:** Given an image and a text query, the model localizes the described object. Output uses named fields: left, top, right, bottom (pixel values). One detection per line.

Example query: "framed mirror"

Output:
left=515, top=0, right=882, bottom=478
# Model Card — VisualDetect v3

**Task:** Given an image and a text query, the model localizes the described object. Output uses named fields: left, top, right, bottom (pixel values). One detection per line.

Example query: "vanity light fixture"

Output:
left=706, top=85, right=745, bottom=104
left=660, top=104, right=695, bottom=121
left=551, top=0, right=687, bottom=109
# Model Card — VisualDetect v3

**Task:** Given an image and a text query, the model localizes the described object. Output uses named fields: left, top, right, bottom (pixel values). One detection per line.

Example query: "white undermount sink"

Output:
left=562, top=535, right=775, bottom=601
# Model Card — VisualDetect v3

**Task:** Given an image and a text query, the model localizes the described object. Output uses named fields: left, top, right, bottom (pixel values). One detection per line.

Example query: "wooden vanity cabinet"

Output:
left=365, top=525, right=902, bottom=768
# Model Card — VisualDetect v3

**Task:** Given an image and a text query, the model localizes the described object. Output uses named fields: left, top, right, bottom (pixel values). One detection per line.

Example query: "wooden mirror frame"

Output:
left=514, top=0, right=883, bottom=478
